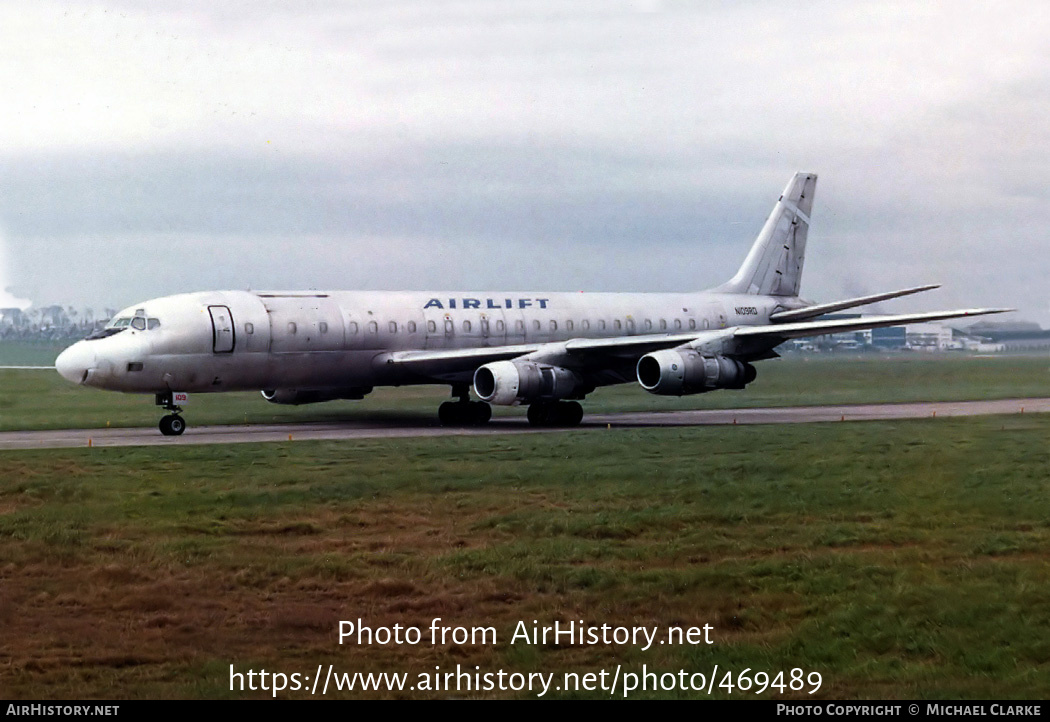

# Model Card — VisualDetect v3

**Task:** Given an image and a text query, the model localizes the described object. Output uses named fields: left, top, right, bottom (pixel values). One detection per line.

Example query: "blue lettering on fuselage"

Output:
left=424, top=298, right=552, bottom=310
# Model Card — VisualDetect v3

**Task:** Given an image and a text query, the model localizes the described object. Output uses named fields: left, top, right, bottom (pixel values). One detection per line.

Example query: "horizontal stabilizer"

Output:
left=769, top=284, right=941, bottom=323
left=736, top=307, right=1013, bottom=342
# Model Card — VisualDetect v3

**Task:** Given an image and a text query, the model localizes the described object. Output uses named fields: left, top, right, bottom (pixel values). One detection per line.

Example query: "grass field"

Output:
left=1, top=350, right=1048, bottom=432
left=2, top=414, right=1050, bottom=698
left=0, top=340, right=67, bottom=367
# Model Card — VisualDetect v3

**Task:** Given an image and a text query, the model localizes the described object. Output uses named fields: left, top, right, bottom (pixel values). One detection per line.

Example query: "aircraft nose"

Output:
left=55, top=342, right=96, bottom=385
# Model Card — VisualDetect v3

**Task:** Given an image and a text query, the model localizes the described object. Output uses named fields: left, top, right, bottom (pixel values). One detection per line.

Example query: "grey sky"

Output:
left=2, top=1, right=1048, bottom=322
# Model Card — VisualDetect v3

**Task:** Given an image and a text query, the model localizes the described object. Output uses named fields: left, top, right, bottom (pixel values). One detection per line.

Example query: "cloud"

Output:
left=0, top=231, right=32, bottom=310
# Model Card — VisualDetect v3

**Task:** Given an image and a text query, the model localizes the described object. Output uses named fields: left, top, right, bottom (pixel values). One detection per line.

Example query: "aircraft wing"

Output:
left=382, top=332, right=708, bottom=378
left=383, top=307, right=1010, bottom=381
left=768, top=284, right=940, bottom=323
left=734, top=307, right=1012, bottom=342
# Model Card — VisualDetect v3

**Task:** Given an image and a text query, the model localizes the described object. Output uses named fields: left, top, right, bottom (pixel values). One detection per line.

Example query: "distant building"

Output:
left=964, top=320, right=1050, bottom=352
left=871, top=326, right=906, bottom=349
left=906, top=323, right=956, bottom=350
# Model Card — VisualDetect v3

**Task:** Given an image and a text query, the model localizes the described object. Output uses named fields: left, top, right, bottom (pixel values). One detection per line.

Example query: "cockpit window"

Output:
left=84, top=314, right=160, bottom=340
left=85, top=327, right=124, bottom=340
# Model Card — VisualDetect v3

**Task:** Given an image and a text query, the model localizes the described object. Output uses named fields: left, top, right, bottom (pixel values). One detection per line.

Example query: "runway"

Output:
left=2, top=397, right=1049, bottom=450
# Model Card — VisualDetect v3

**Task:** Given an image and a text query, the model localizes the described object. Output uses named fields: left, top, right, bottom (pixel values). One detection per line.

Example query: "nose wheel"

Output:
left=159, top=414, right=186, bottom=436
left=155, top=392, right=187, bottom=436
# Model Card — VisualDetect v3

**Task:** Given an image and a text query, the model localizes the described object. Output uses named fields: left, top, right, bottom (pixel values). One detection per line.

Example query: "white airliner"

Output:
left=55, top=172, right=1008, bottom=435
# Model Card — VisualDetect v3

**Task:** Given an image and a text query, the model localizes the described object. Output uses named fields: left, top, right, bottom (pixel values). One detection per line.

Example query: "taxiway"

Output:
left=1, top=397, right=1047, bottom=450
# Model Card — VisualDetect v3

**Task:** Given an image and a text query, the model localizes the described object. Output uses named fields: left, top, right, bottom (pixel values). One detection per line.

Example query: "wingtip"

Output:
left=962, top=308, right=1014, bottom=316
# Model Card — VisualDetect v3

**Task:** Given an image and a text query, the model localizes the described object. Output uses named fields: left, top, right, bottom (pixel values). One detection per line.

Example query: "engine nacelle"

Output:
left=636, top=350, right=756, bottom=396
left=474, top=361, right=582, bottom=406
left=261, top=387, right=372, bottom=405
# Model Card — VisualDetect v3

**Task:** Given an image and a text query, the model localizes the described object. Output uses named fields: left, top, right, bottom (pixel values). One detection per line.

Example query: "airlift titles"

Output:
left=423, top=297, right=551, bottom=310
left=338, top=618, right=715, bottom=651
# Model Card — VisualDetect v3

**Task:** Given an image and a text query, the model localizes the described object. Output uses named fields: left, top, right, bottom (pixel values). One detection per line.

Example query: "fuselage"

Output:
left=55, top=289, right=800, bottom=395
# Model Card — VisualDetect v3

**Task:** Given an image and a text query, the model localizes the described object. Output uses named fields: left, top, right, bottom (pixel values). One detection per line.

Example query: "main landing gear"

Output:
left=155, top=392, right=186, bottom=436
left=438, top=384, right=492, bottom=426
left=527, top=401, right=584, bottom=427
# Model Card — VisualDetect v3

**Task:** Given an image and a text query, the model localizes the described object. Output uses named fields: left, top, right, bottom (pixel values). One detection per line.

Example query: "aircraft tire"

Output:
left=472, top=401, right=492, bottom=425
left=159, top=415, right=186, bottom=436
left=528, top=401, right=583, bottom=427
left=439, top=401, right=490, bottom=426
left=527, top=402, right=550, bottom=427
left=562, top=401, right=584, bottom=427
left=438, top=402, right=457, bottom=426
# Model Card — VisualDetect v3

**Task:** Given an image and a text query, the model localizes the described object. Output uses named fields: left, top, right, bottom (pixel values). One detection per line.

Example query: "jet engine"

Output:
left=261, top=387, right=373, bottom=405
left=474, top=361, right=582, bottom=406
left=636, top=350, right=756, bottom=396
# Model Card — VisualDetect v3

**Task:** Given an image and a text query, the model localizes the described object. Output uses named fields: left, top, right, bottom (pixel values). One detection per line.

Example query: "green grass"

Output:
left=2, top=416, right=1050, bottom=698
left=0, top=340, right=66, bottom=366
left=1, top=352, right=1049, bottom=431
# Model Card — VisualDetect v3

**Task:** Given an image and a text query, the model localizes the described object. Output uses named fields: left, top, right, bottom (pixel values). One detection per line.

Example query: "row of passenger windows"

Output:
left=244, top=318, right=706, bottom=336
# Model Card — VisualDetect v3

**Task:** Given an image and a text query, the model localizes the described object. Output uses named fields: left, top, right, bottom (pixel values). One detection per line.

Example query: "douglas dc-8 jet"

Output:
left=55, top=172, right=1008, bottom=435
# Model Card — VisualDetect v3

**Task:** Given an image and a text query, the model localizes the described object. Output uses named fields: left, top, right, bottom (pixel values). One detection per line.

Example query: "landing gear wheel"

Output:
left=159, top=414, right=186, bottom=436
left=438, top=401, right=492, bottom=427
left=527, top=402, right=550, bottom=427
left=438, top=401, right=457, bottom=426
left=527, top=401, right=583, bottom=427
left=562, top=401, right=584, bottom=427
left=472, top=401, right=492, bottom=425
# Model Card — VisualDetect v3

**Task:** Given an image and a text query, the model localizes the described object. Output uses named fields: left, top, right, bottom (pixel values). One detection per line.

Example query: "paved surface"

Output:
left=2, top=398, right=1048, bottom=450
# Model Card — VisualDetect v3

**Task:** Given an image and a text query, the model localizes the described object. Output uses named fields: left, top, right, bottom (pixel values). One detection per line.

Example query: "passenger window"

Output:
left=566, top=320, right=573, bottom=331
left=408, top=321, right=417, bottom=333
left=614, top=320, right=622, bottom=330
left=320, top=322, right=328, bottom=334
left=463, top=320, right=471, bottom=332
left=626, top=319, right=635, bottom=332
left=516, top=320, right=525, bottom=333
left=599, top=320, right=606, bottom=330
left=660, top=319, right=667, bottom=330
left=131, top=317, right=146, bottom=331
left=389, top=321, right=397, bottom=333
left=244, top=322, right=254, bottom=334
left=674, top=319, right=681, bottom=330
left=582, top=320, right=589, bottom=330
left=349, top=322, right=359, bottom=334
left=644, top=319, right=652, bottom=331
left=427, top=320, right=437, bottom=333
left=532, top=320, right=541, bottom=331
left=288, top=322, right=297, bottom=334
left=368, top=321, right=378, bottom=334
left=496, top=320, right=505, bottom=332
left=549, top=320, right=557, bottom=331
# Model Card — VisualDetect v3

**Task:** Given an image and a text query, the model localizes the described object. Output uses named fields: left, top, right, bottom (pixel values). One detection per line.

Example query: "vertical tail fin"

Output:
left=714, top=172, right=817, bottom=297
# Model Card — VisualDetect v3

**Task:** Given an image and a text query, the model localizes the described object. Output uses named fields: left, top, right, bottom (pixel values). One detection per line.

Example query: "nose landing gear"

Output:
left=156, top=392, right=187, bottom=436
